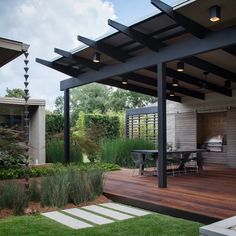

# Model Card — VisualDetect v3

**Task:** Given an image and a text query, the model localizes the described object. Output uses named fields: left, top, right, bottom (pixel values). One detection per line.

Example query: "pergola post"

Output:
left=64, top=89, right=70, bottom=163
left=157, top=63, right=167, bottom=188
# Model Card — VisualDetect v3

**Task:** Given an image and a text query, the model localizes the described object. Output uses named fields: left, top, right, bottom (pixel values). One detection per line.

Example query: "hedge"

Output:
left=0, top=163, right=120, bottom=180
left=46, top=113, right=64, bottom=135
left=83, top=114, right=120, bottom=142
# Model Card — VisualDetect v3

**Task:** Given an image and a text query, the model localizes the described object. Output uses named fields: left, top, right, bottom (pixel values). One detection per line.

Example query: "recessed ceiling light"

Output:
left=209, top=5, right=221, bottom=22
left=122, top=78, right=128, bottom=85
left=169, top=90, right=175, bottom=97
left=177, top=61, right=184, bottom=72
left=93, top=52, right=101, bottom=63
left=172, top=79, right=179, bottom=87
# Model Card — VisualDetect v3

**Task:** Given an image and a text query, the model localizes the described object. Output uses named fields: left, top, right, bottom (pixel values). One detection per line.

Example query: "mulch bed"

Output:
left=0, top=195, right=110, bottom=219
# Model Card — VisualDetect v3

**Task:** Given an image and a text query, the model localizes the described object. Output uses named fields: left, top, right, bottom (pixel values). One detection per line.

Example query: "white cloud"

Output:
left=0, top=0, right=116, bottom=109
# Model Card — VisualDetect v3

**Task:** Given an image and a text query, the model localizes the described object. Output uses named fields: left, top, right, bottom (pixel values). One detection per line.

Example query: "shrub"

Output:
left=71, top=136, right=99, bottom=163
left=73, top=113, right=120, bottom=162
left=0, top=163, right=119, bottom=180
left=0, top=182, right=29, bottom=215
left=0, top=128, right=27, bottom=168
left=46, top=138, right=83, bottom=164
left=0, top=152, right=26, bottom=167
left=46, top=114, right=64, bottom=135
left=84, top=114, right=120, bottom=142
left=100, top=138, right=155, bottom=167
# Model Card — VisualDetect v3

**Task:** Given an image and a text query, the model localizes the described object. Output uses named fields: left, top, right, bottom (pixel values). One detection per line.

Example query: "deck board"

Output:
left=103, top=166, right=236, bottom=222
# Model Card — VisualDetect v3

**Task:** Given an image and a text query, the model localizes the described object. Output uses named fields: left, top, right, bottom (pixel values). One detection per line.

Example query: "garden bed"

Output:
left=0, top=195, right=109, bottom=219
left=0, top=164, right=118, bottom=218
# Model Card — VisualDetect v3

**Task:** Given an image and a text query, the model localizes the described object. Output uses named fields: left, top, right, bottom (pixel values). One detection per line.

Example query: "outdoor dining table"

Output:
left=131, top=149, right=208, bottom=175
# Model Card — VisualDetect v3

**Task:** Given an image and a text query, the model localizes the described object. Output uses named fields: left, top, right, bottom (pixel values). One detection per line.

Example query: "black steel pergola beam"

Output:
left=149, top=23, right=180, bottom=37
left=124, top=73, right=204, bottom=100
left=54, top=48, right=101, bottom=71
left=117, top=23, right=181, bottom=50
left=183, top=57, right=236, bottom=83
left=99, top=78, right=181, bottom=103
left=108, top=19, right=166, bottom=51
left=77, top=35, right=130, bottom=62
left=151, top=0, right=210, bottom=39
left=126, top=30, right=186, bottom=54
left=224, top=45, right=236, bottom=57
left=36, top=58, right=80, bottom=77
left=166, top=68, right=232, bottom=97
left=99, top=79, right=156, bottom=97
left=60, top=25, right=236, bottom=90
left=168, top=85, right=205, bottom=100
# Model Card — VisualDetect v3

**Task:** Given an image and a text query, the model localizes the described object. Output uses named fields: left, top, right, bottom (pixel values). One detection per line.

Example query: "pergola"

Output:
left=36, top=0, right=236, bottom=188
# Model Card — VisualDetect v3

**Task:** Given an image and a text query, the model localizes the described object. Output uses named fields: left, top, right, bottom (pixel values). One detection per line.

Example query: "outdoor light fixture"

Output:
left=172, top=79, right=179, bottom=87
left=225, top=80, right=231, bottom=88
left=122, top=78, right=128, bottom=85
left=93, top=52, right=101, bottom=63
left=177, top=61, right=184, bottom=72
left=209, top=5, right=221, bottom=22
left=169, top=90, right=175, bottom=97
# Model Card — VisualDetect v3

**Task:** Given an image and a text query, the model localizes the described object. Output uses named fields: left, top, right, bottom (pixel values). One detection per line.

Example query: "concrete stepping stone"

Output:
left=63, top=208, right=114, bottom=225
left=42, top=211, right=92, bottom=229
left=100, top=203, right=151, bottom=216
left=82, top=205, right=134, bottom=220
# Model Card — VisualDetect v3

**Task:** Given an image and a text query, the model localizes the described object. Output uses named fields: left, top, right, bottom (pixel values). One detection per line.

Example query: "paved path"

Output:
left=42, top=202, right=151, bottom=229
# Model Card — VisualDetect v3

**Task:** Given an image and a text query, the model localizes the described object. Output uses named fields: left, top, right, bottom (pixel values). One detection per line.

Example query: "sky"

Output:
left=0, top=0, right=179, bottom=110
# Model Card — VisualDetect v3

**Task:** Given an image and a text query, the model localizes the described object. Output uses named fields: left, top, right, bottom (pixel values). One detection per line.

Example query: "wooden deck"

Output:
left=103, top=166, right=236, bottom=223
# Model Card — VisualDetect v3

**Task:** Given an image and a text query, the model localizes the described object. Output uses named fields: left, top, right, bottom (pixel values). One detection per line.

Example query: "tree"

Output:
left=5, top=88, right=25, bottom=98
left=54, top=96, right=64, bottom=114
left=71, top=83, right=111, bottom=114
left=127, top=91, right=156, bottom=108
left=109, top=90, right=130, bottom=112
left=110, top=90, right=156, bottom=112
left=53, top=83, right=157, bottom=123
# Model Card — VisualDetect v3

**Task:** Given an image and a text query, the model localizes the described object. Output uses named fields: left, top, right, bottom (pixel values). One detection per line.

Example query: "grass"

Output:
left=46, top=139, right=83, bottom=164
left=0, top=213, right=202, bottom=236
left=100, top=138, right=155, bottom=167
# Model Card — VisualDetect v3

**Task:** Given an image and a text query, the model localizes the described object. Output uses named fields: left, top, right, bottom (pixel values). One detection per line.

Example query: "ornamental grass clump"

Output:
left=29, top=179, right=41, bottom=202
left=41, top=167, right=104, bottom=208
left=46, top=138, right=83, bottom=164
left=100, top=138, right=155, bottom=167
left=0, top=182, right=29, bottom=215
left=68, top=167, right=104, bottom=205
left=41, top=172, right=70, bottom=208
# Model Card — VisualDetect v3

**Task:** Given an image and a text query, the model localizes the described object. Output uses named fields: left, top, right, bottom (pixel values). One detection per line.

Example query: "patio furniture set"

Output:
left=132, top=149, right=208, bottom=176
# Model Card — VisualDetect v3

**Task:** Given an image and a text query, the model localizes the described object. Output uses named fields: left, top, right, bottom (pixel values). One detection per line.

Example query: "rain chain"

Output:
left=23, top=51, right=30, bottom=193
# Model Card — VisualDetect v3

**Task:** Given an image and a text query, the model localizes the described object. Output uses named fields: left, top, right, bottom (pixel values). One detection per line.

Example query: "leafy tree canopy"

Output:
left=5, top=88, right=25, bottom=98
left=54, top=83, right=156, bottom=122
left=54, top=96, right=64, bottom=114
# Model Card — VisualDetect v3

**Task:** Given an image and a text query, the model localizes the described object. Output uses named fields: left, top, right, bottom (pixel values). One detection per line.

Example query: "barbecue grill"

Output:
left=204, top=135, right=225, bottom=152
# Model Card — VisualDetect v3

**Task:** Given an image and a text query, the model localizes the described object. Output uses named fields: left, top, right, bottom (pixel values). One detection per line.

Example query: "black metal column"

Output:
left=64, top=89, right=70, bottom=163
left=125, top=113, right=129, bottom=138
left=157, top=63, right=167, bottom=188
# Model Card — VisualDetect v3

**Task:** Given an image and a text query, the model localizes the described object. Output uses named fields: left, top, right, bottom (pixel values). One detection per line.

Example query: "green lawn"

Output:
left=0, top=213, right=202, bottom=236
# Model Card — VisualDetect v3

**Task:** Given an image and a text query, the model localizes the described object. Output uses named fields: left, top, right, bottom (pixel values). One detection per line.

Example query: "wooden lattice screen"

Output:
left=126, top=106, right=158, bottom=146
